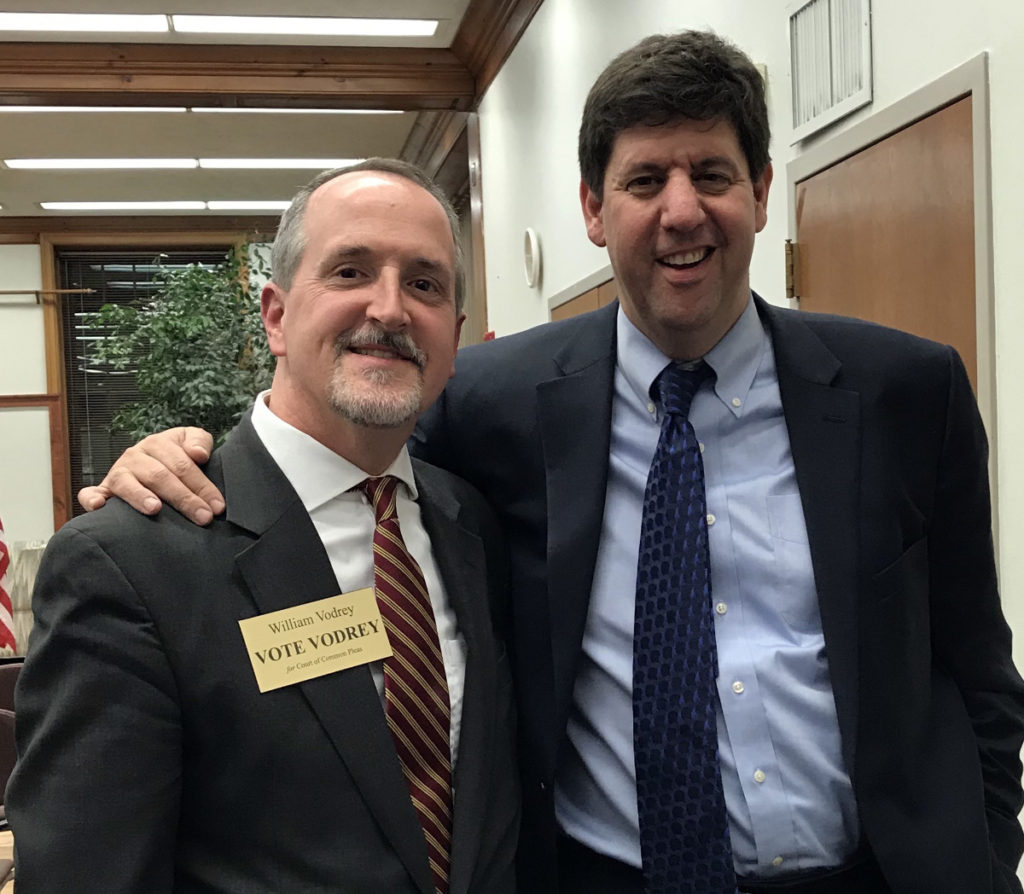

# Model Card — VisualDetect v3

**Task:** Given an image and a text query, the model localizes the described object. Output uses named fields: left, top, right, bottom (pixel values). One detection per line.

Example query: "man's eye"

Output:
left=411, top=278, right=437, bottom=293
left=337, top=267, right=360, bottom=279
left=695, top=172, right=733, bottom=191
left=626, top=176, right=662, bottom=193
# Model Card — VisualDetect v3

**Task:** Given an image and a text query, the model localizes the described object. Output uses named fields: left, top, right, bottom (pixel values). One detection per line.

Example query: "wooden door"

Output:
left=795, top=97, right=976, bottom=387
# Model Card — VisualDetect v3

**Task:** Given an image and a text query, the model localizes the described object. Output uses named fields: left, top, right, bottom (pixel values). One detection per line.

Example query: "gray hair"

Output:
left=270, top=157, right=466, bottom=312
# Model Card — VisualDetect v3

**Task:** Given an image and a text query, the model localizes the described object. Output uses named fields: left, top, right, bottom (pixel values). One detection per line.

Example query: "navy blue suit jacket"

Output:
left=413, top=296, right=1024, bottom=894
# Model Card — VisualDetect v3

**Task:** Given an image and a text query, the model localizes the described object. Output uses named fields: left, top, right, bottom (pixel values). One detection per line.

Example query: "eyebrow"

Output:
left=323, top=244, right=454, bottom=284
left=617, top=155, right=742, bottom=175
left=691, top=155, right=742, bottom=172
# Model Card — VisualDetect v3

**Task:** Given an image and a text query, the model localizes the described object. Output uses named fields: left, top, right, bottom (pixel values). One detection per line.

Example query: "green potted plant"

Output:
left=86, top=245, right=275, bottom=445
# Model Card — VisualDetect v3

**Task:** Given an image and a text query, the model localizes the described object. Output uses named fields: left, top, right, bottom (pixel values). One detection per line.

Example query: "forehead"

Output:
left=303, top=171, right=455, bottom=259
left=606, top=117, right=745, bottom=170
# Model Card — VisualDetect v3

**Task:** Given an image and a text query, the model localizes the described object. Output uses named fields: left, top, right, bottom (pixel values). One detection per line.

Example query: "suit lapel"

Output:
left=220, top=420, right=435, bottom=894
left=536, top=303, right=618, bottom=734
left=413, top=466, right=492, bottom=894
left=759, top=299, right=862, bottom=769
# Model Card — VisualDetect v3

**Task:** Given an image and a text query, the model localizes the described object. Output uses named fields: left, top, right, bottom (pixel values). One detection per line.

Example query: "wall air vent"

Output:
left=789, top=0, right=872, bottom=143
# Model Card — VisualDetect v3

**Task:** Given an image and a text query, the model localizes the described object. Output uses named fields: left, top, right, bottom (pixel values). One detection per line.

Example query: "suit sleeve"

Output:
left=8, top=525, right=182, bottom=893
left=928, top=348, right=1024, bottom=889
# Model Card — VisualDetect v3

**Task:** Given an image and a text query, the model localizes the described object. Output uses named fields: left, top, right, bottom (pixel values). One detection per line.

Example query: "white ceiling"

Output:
left=0, top=0, right=477, bottom=218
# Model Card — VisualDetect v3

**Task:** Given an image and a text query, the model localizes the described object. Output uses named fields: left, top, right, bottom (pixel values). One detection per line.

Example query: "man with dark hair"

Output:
left=81, top=31, right=1024, bottom=894
left=11, top=160, right=519, bottom=894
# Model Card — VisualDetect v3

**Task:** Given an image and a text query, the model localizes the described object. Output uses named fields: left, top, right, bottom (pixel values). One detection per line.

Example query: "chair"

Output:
left=0, top=660, right=22, bottom=886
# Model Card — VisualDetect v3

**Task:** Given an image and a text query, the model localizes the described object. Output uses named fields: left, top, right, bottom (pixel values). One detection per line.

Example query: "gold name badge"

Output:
left=238, top=589, right=392, bottom=693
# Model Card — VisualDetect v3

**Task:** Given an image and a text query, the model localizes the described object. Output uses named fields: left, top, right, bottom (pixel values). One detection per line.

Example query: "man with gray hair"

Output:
left=10, top=159, right=518, bottom=894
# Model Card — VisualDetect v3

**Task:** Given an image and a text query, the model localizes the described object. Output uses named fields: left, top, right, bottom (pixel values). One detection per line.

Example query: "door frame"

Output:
left=785, top=53, right=997, bottom=518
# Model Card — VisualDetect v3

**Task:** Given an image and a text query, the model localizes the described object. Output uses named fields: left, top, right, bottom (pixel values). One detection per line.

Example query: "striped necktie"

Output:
left=360, top=476, right=452, bottom=894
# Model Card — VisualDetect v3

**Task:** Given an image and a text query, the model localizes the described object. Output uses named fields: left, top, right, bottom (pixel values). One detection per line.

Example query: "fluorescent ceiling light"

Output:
left=0, top=106, right=186, bottom=113
left=190, top=107, right=402, bottom=115
left=198, top=158, right=361, bottom=170
left=0, top=12, right=167, bottom=33
left=42, top=200, right=288, bottom=212
left=0, top=106, right=398, bottom=116
left=172, top=15, right=437, bottom=37
left=7, top=158, right=197, bottom=170
left=9, top=158, right=359, bottom=171
left=207, top=201, right=291, bottom=211
left=41, top=201, right=207, bottom=211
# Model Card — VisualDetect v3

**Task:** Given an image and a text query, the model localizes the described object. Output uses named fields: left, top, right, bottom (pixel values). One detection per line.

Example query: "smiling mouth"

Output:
left=658, top=247, right=714, bottom=269
left=350, top=346, right=410, bottom=361
left=335, top=328, right=426, bottom=370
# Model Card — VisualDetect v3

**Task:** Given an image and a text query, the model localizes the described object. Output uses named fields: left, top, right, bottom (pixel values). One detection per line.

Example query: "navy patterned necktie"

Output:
left=633, top=361, right=736, bottom=894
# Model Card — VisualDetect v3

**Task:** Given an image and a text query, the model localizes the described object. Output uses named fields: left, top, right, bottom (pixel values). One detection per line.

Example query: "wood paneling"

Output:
left=597, top=279, right=618, bottom=307
left=550, top=277, right=617, bottom=322
left=796, top=97, right=976, bottom=387
left=551, top=287, right=599, bottom=322
left=463, top=114, right=489, bottom=344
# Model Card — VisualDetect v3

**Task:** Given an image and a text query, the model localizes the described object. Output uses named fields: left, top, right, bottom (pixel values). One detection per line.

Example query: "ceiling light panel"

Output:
left=41, top=201, right=207, bottom=211
left=6, top=158, right=198, bottom=170
left=0, top=13, right=168, bottom=33
left=171, top=15, right=437, bottom=37
left=198, top=158, right=361, bottom=169
left=0, top=106, right=186, bottom=114
left=206, top=201, right=291, bottom=211
left=190, top=108, right=402, bottom=115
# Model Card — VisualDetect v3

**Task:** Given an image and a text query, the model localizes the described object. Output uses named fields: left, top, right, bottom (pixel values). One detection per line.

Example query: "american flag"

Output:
left=0, top=517, right=17, bottom=655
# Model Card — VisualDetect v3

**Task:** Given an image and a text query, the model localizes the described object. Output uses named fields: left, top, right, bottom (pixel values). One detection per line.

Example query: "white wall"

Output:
left=0, top=407, right=54, bottom=543
left=478, top=0, right=1024, bottom=664
left=0, top=244, right=46, bottom=394
left=0, top=243, right=54, bottom=543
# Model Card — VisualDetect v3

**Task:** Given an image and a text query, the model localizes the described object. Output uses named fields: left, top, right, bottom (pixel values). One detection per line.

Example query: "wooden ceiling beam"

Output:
left=0, top=215, right=281, bottom=236
left=452, top=0, right=544, bottom=99
left=0, top=0, right=545, bottom=110
left=0, top=42, right=477, bottom=109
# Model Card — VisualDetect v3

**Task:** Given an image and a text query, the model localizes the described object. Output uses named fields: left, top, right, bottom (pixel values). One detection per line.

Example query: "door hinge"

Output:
left=785, top=239, right=801, bottom=300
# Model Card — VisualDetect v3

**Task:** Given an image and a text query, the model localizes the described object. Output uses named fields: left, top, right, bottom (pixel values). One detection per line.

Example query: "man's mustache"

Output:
left=334, top=326, right=427, bottom=370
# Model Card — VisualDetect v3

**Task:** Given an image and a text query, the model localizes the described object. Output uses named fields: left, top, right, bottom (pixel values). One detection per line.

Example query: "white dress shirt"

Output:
left=250, top=392, right=467, bottom=767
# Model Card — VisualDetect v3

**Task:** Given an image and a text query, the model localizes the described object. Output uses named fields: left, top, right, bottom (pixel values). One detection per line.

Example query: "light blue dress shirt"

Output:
left=554, top=298, right=860, bottom=877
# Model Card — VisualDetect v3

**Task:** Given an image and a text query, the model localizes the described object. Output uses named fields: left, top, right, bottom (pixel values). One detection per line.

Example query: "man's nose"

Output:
left=660, top=175, right=706, bottom=231
left=365, top=272, right=411, bottom=329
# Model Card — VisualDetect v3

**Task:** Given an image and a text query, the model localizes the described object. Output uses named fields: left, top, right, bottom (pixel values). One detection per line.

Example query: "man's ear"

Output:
left=753, top=162, right=773, bottom=233
left=261, top=282, right=287, bottom=358
left=448, top=313, right=466, bottom=379
left=580, top=179, right=608, bottom=248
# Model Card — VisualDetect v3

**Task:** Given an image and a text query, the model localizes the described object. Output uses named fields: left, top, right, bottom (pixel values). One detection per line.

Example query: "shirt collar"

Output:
left=616, top=294, right=767, bottom=416
left=249, top=390, right=418, bottom=513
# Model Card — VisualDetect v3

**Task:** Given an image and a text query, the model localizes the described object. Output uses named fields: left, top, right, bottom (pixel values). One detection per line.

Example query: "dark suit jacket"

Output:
left=9, top=416, right=519, bottom=894
left=412, top=296, right=1024, bottom=894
